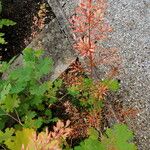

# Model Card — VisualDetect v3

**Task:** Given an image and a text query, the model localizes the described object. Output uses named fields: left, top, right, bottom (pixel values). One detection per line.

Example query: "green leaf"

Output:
left=45, top=109, right=52, bottom=117
left=34, top=57, right=53, bottom=79
left=9, top=67, right=32, bottom=94
left=102, top=79, right=120, bottom=92
left=74, top=128, right=103, bottom=150
left=0, top=32, right=6, bottom=44
left=43, top=110, right=53, bottom=124
left=0, top=56, right=16, bottom=72
left=36, top=104, right=45, bottom=111
left=101, top=124, right=137, bottom=150
left=33, top=117, right=44, bottom=129
left=9, top=66, right=32, bottom=82
left=0, top=33, right=5, bottom=37
left=83, top=78, right=93, bottom=87
left=0, top=128, right=14, bottom=144
left=23, top=115, right=43, bottom=129
left=49, top=117, right=59, bottom=123
left=23, top=111, right=43, bottom=129
left=0, top=62, right=9, bottom=73
left=0, top=61, right=9, bottom=72
left=88, top=128, right=99, bottom=140
left=0, top=19, right=16, bottom=28
left=74, top=139, right=103, bottom=150
left=0, top=83, right=11, bottom=101
left=23, top=48, right=43, bottom=62
left=73, top=124, right=137, bottom=150
left=10, top=81, right=27, bottom=94
left=54, top=79, right=62, bottom=89
left=0, top=36, right=5, bottom=44
left=1, top=94, right=20, bottom=113
left=68, top=86, right=80, bottom=96
left=23, top=48, right=36, bottom=62
left=46, top=81, right=60, bottom=104
left=29, top=95, right=43, bottom=106
left=34, top=49, right=44, bottom=58
left=0, top=118, right=6, bottom=130
left=6, top=128, right=35, bottom=150
left=23, top=111, right=37, bottom=121
left=0, top=109, right=8, bottom=130
left=29, top=82, right=48, bottom=96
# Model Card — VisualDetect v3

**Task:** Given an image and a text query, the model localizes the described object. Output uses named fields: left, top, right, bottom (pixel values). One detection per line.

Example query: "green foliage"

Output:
left=6, top=128, right=35, bottom=150
left=67, top=78, right=118, bottom=111
left=0, top=3, right=16, bottom=44
left=0, top=128, right=14, bottom=144
left=0, top=19, right=16, bottom=28
left=74, top=127, right=103, bottom=150
left=0, top=56, right=16, bottom=73
left=101, top=124, right=137, bottom=150
left=68, top=78, right=96, bottom=109
left=73, top=127, right=102, bottom=150
left=73, top=124, right=137, bottom=150
left=1, top=94, right=20, bottom=113
left=0, top=36, right=137, bottom=150
left=68, top=85, right=80, bottom=96
left=0, top=48, right=61, bottom=133
left=0, top=19, right=16, bottom=44
left=102, top=79, right=120, bottom=92
left=0, top=33, right=5, bottom=44
left=3, top=120, right=72, bottom=150
left=45, top=79, right=63, bottom=104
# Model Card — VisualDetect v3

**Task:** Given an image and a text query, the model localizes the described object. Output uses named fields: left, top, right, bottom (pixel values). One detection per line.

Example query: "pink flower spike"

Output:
left=74, top=37, right=95, bottom=58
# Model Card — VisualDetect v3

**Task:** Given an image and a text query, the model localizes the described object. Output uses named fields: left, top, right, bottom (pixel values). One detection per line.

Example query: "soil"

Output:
left=0, top=0, right=55, bottom=61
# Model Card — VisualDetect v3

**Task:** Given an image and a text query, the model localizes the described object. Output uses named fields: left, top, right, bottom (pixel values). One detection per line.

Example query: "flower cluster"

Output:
left=22, top=120, right=72, bottom=150
left=69, top=0, right=116, bottom=76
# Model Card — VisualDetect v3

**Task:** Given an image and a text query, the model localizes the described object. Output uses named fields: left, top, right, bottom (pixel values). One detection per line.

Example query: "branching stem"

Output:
left=0, top=113, right=23, bottom=126
left=88, top=0, right=94, bottom=77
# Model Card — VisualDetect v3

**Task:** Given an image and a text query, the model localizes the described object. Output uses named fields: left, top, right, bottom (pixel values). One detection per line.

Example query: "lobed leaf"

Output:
left=101, top=124, right=137, bottom=150
left=0, top=19, right=16, bottom=28
left=102, top=79, right=120, bottom=92
left=1, top=94, right=20, bottom=113
left=0, top=128, right=14, bottom=144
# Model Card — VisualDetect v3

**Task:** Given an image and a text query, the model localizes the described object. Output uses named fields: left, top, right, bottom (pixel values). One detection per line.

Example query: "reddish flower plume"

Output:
left=70, top=0, right=118, bottom=77
left=74, top=37, right=95, bottom=58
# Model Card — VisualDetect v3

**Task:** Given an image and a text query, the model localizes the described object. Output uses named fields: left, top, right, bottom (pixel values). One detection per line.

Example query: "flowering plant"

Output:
left=69, top=0, right=113, bottom=76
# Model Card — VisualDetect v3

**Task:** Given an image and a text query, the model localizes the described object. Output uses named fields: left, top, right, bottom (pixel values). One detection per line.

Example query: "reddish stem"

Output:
left=88, top=0, right=94, bottom=77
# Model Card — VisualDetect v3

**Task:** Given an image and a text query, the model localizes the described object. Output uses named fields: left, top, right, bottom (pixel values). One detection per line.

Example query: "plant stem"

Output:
left=0, top=113, right=23, bottom=126
left=88, top=0, right=94, bottom=78
left=14, top=109, right=23, bottom=126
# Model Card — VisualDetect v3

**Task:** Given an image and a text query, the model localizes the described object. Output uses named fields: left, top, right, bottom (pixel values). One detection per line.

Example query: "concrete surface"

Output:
left=3, top=17, right=77, bottom=81
left=26, top=19, right=76, bottom=81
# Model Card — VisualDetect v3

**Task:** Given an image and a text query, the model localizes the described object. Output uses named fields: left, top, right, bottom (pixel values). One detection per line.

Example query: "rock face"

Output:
left=7, top=0, right=149, bottom=149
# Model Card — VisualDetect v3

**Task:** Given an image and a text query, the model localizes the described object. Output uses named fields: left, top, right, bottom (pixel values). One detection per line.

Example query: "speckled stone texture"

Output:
left=48, top=0, right=150, bottom=149
left=106, top=1, right=150, bottom=149
left=3, top=18, right=77, bottom=81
